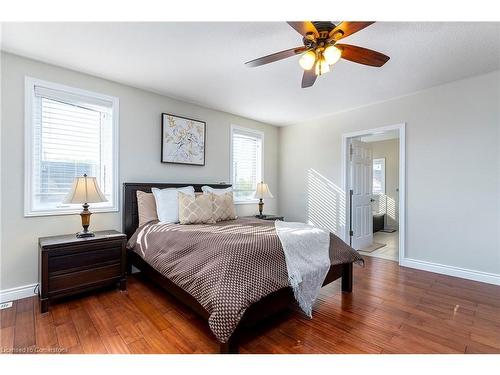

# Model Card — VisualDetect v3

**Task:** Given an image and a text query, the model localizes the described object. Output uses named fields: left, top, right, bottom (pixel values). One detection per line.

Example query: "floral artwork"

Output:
left=161, top=113, right=206, bottom=165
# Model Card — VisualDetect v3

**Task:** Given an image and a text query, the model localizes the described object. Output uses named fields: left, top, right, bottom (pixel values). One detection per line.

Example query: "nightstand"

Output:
left=253, top=215, right=284, bottom=221
left=38, top=230, right=127, bottom=313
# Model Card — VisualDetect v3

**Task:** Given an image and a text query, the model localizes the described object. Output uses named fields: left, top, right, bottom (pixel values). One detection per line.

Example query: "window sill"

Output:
left=24, top=206, right=119, bottom=218
left=234, top=199, right=259, bottom=205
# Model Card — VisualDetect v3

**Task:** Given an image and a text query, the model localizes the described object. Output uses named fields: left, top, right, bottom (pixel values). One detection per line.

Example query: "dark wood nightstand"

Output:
left=38, top=230, right=127, bottom=313
left=252, top=215, right=284, bottom=221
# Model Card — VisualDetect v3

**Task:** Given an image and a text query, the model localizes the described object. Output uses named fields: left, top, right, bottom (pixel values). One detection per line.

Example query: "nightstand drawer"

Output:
left=45, top=239, right=124, bottom=256
left=49, top=263, right=121, bottom=294
left=49, top=246, right=122, bottom=275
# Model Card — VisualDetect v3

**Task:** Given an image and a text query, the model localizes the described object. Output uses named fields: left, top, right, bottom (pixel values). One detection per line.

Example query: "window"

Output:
left=25, top=77, right=119, bottom=216
left=372, top=158, right=386, bottom=195
left=231, top=126, right=263, bottom=202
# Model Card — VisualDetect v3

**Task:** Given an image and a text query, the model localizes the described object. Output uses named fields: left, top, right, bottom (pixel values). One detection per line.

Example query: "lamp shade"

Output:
left=254, top=182, right=274, bottom=199
left=63, top=175, right=107, bottom=204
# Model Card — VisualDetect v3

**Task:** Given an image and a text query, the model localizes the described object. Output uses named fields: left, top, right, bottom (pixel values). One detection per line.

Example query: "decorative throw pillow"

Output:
left=178, top=192, right=216, bottom=224
left=152, top=186, right=195, bottom=223
left=210, top=192, right=237, bottom=222
left=136, top=191, right=159, bottom=227
left=201, top=185, right=233, bottom=196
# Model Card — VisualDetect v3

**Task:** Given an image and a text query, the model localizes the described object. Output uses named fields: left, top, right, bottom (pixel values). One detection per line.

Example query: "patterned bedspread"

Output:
left=127, top=217, right=362, bottom=343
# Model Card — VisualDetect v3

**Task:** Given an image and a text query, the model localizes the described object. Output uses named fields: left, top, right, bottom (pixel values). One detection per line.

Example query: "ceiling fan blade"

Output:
left=245, top=46, right=307, bottom=67
left=301, top=69, right=317, bottom=88
left=337, top=44, right=390, bottom=67
left=287, top=21, right=319, bottom=38
left=329, top=21, right=375, bottom=41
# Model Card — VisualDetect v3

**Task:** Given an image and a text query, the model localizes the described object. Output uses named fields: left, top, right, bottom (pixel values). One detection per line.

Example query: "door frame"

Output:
left=341, top=123, right=406, bottom=264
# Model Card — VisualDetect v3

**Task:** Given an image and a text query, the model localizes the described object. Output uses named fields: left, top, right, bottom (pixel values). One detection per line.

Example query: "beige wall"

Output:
left=370, top=138, right=399, bottom=229
left=0, top=52, right=279, bottom=291
left=279, top=70, right=500, bottom=276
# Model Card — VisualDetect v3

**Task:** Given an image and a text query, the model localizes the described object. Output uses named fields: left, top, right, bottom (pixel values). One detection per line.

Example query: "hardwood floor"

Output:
left=1, top=257, right=499, bottom=354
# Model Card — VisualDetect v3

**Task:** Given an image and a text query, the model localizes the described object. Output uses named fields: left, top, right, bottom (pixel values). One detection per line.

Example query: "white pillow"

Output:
left=201, top=185, right=233, bottom=196
left=151, top=186, right=195, bottom=223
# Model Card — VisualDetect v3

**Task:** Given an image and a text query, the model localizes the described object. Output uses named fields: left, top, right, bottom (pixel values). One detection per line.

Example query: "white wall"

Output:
left=370, top=138, right=399, bottom=229
left=0, top=52, right=280, bottom=293
left=279, top=70, right=500, bottom=278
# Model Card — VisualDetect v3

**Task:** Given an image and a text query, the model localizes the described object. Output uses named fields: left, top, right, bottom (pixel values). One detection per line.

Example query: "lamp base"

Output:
left=77, top=202, right=94, bottom=238
left=76, top=231, right=95, bottom=238
left=255, top=214, right=267, bottom=219
left=258, top=199, right=264, bottom=217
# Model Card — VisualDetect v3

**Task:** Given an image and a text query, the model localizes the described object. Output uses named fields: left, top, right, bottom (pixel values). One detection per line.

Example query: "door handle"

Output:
left=370, top=198, right=375, bottom=202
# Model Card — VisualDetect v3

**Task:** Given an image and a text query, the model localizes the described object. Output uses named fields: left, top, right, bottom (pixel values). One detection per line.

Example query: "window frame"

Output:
left=372, top=157, right=386, bottom=195
left=24, top=76, right=120, bottom=217
left=229, top=124, right=264, bottom=204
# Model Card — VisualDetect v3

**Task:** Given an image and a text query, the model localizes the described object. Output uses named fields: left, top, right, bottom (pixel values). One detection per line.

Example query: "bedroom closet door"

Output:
left=349, top=139, right=373, bottom=250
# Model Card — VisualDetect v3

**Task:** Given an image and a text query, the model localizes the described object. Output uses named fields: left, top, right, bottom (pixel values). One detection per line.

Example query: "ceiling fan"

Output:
left=245, top=21, right=390, bottom=88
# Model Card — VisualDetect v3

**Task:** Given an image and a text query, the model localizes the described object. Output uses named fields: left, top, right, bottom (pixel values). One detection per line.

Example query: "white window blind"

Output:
left=231, top=127, right=263, bottom=202
left=25, top=78, right=118, bottom=216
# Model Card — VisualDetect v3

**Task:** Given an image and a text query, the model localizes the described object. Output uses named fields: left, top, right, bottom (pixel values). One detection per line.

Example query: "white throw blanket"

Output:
left=275, top=220, right=330, bottom=318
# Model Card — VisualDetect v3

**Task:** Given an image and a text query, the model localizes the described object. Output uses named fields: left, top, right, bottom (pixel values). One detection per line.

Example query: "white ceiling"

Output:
left=2, top=22, right=499, bottom=126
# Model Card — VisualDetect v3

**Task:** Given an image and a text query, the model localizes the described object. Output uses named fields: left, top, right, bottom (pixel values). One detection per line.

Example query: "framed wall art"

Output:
left=161, top=113, right=206, bottom=166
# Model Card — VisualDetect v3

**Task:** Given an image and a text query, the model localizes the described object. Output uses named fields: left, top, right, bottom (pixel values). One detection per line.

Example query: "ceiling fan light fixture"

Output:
left=315, top=57, right=330, bottom=76
left=323, top=45, right=342, bottom=65
left=246, top=21, right=387, bottom=88
left=299, top=50, right=316, bottom=70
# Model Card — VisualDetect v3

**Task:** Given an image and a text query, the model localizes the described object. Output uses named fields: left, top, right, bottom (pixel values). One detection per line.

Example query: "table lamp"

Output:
left=254, top=182, right=273, bottom=218
left=63, top=174, right=107, bottom=238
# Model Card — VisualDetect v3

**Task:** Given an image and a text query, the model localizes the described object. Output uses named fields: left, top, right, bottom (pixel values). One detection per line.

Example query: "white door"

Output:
left=349, top=139, right=373, bottom=250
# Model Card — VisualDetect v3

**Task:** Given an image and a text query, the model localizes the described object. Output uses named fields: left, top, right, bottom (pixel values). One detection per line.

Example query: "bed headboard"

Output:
left=122, top=182, right=232, bottom=239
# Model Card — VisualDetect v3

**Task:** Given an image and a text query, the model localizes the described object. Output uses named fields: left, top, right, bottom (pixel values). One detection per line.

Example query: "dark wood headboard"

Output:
left=122, top=182, right=232, bottom=239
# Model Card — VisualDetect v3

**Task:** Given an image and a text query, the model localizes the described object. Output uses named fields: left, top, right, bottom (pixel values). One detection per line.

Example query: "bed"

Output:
left=123, top=182, right=361, bottom=353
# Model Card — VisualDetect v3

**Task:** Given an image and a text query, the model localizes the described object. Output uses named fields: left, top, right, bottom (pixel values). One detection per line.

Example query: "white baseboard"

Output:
left=400, top=258, right=500, bottom=286
left=0, top=283, right=37, bottom=303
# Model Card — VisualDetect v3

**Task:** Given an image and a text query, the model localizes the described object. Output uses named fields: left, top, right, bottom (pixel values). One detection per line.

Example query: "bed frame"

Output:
left=123, top=182, right=353, bottom=354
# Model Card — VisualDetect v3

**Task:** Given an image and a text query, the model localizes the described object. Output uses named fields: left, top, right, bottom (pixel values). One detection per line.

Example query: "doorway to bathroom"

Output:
left=342, top=123, right=405, bottom=263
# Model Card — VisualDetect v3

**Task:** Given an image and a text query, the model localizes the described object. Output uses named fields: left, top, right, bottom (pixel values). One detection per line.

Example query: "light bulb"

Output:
left=299, top=50, right=316, bottom=70
left=323, top=45, right=342, bottom=65
left=315, top=58, right=330, bottom=76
